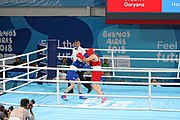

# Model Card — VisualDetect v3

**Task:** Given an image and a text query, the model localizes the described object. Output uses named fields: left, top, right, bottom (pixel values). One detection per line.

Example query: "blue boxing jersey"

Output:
left=67, top=59, right=90, bottom=80
left=68, top=59, right=84, bottom=80
left=72, top=59, right=85, bottom=68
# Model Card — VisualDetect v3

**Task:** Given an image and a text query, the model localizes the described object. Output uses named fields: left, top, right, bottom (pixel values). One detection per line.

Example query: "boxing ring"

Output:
left=0, top=46, right=180, bottom=120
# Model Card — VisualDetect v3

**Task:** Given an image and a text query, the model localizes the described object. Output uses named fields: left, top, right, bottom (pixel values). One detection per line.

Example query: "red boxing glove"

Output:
left=76, top=52, right=84, bottom=60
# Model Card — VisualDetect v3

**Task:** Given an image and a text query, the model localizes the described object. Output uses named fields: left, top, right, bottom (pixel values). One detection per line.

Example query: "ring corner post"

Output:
left=47, top=39, right=57, bottom=79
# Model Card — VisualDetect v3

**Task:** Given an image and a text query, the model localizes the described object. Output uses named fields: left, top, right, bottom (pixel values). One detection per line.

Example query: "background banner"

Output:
left=0, top=16, right=179, bottom=82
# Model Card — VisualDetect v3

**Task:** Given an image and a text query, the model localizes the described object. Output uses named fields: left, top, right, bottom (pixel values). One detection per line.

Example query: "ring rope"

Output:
left=57, top=47, right=180, bottom=52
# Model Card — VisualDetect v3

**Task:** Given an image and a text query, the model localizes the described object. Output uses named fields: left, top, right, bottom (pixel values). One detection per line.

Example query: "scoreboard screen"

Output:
left=106, top=0, right=180, bottom=24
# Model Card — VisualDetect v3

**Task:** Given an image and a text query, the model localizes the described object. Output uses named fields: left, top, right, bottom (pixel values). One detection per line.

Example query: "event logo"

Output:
left=102, top=30, right=130, bottom=54
left=0, top=30, right=16, bottom=63
left=0, top=30, right=16, bottom=53
left=124, top=0, right=145, bottom=8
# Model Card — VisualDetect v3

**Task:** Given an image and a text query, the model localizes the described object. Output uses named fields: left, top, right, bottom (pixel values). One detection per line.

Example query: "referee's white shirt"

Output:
left=72, top=46, right=86, bottom=62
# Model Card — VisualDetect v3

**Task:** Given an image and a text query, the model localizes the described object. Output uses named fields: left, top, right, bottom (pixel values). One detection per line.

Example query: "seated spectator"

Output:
left=101, top=59, right=110, bottom=81
left=151, top=79, right=161, bottom=87
left=60, top=57, right=70, bottom=66
left=102, top=59, right=109, bottom=68
left=0, top=105, right=9, bottom=120
left=59, top=57, right=70, bottom=79
left=0, top=72, right=2, bottom=80
left=12, top=57, right=22, bottom=66
left=9, top=98, right=34, bottom=120
left=22, top=60, right=27, bottom=64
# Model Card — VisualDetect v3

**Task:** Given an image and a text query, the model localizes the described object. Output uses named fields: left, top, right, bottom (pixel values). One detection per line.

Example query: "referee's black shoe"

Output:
left=87, top=87, right=93, bottom=93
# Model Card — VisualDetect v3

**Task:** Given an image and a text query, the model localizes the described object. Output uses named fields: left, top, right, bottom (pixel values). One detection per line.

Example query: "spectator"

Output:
left=0, top=105, right=9, bottom=120
left=12, top=57, right=22, bottom=66
left=0, top=72, right=2, bottom=78
left=101, top=59, right=109, bottom=67
left=101, top=59, right=110, bottom=81
left=61, top=57, right=69, bottom=66
left=60, top=57, right=70, bottom=72
left=9, top=98, right=34, bottom=120
left=30, top=63, right=36, bottom=67
left=59, top=57, right=70, bottom=80
left=151, top=79, right=161, bottom=87
left=22, top=60, right=27, bottom=64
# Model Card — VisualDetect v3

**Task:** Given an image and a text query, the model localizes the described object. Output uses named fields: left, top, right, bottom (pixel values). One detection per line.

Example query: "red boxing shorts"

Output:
left=91, top=66, right=102, bottom=82
left=92, top=71, right=102, bottom=82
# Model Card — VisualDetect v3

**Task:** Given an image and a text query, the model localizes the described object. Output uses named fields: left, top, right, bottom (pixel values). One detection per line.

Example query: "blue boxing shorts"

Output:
left=67, top=70, right=79, bottom=81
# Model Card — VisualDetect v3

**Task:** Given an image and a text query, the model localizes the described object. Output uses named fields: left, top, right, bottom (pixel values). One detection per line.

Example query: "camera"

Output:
left=29, top=99, right=35, bottom=106
left=5, top=106, right=14, bottom=112
left=8, top=106, right=14, bottom=111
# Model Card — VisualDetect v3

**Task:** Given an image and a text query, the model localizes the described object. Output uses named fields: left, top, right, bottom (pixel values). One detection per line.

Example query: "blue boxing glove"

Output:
left=84, top=53, right=89, bottom=58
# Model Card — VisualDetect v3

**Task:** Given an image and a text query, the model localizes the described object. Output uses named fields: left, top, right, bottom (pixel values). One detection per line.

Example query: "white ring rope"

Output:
left=2, top=102, right=178, bottom=112
left=0, top=48, right=47, bottom=62
left=1, top=77, right=180, bottom=86
left=57, top=47, right=180, bottom=52
left=4, top=90, right=180, bottom=100
left=58, top=64, right=179, bottom=71
left=57, top=55, right=179, bottom=61
left=1, top=65, right=180, bottom=73
left=7, top=75, right=47, bottom=92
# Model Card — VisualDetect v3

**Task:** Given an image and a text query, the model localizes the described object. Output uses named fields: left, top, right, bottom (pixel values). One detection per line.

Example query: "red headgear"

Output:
left=86, top=48, right=94, bottom=56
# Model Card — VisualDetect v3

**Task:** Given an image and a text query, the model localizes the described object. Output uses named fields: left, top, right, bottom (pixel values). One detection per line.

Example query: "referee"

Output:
left=68, top=39, right=93, bottom=93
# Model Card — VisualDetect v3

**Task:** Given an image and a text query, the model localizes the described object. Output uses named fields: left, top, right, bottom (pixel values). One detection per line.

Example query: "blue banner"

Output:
left=162, top=0, right=180, bottom=13
left=0, top=0, right=106, bottom=6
